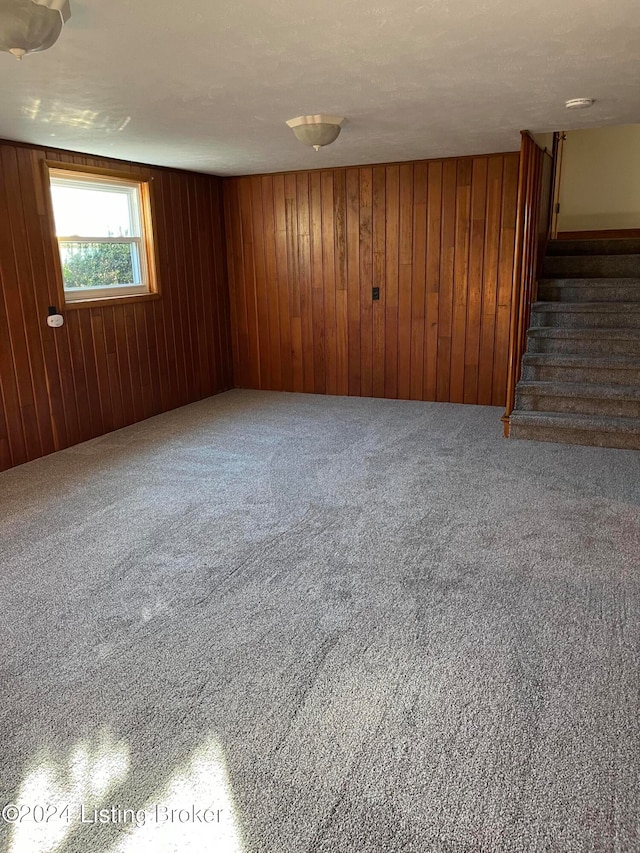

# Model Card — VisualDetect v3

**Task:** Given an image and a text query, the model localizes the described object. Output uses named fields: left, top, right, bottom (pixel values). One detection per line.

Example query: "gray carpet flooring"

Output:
left=1, top=389, right=639, bottom=853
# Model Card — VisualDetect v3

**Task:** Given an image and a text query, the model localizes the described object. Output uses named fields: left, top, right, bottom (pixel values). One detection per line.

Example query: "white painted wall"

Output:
left=557, top=124, right=640, bottom=232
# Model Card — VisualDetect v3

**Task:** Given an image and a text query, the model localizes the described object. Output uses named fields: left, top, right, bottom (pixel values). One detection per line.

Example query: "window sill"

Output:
left=63, top=291, right=161, bottom=310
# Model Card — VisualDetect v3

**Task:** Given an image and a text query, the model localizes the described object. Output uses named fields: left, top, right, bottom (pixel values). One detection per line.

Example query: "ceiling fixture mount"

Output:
left=286, top=115, right=345, bottom=151
left=0, top=0, right=71, bottom=61
left=565, top=98, right=595, bottom=110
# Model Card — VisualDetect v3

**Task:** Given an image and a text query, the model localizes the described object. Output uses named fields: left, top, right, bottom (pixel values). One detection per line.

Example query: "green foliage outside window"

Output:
left=62, top=242, right=135, bottom=289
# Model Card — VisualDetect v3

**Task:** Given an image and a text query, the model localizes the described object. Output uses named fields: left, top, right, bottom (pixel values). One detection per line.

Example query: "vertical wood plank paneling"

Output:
left=211, top=179, right=232, bottom=393
left=0, top=141, right=521, bottom=475
left=80, top=307, right=105, bottom=432
left=346, top=168, right=361, bottom=397
left=226, top=179, right=247, bottom=389
left=495, top=151, right=521, bottom=408
left=0, top=399, right=11, bottom=471
left=372, top=165, right=386, bottom=399
left=397, top=163, right=414, bottom=400
left=239, top=177, right=261, bottom=390
left=296, top=172, right=314, bottom=394
left=0, top=260, right=28, bottom=465
left=359, top=167, right=373, bottom=399
left=89, top=307, right=114, bottom=433
left=151, top=171, right=178, bottom=406
left=463, top=158, right=488, bottom=404
left=173, top=171, right=197, bottom=400
left=224, top=151, right=519, bottom=410
left=321, top=171, right=337, bottom=396
left=34, top=146, right=78, bottom=448
left=437, top=159, right=457, bottom=402
left=0, top=146, right=45, bottom=460
left=160, top=171, right=188, bottom=400
left=101, top=307, right=125, bottom=430
left=273, top=175, right=293, bottom=392
left=285, top=173, right=303, bottom=392
left=410, top=163, right=427, bottom=400
left=129, top=162, right=162, bottom=417
left=333, top=170, right=349, bottom=396
left=187, top=172, right=210, bottom=401
left=113, top=303, right=134, bottom=424
left=384, top=165, right=400, bottom=400
left=502, top=133, right=554, bottom=432
left=251, top=176, right=271, bottom=391
left=424, top=160, right=442, bottom=401
left=15, top=147, right=62, bottom=454
left=450, top=159, right=472, bottom=403
left=262, top=175, right=282, bottom=391
left=310, top=171, right=326, bottom=395
left=477, top=156, right=504, bottom=405
left=0, top=139, right=233, bottom=472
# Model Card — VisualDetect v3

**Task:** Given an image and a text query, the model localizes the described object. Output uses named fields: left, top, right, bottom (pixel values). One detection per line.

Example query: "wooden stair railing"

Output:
left=502, top=132, right=555, bottom=436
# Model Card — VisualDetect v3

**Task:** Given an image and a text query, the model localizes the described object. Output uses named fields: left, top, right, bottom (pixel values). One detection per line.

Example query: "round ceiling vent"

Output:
left=565, top=98, right=595, bottom=110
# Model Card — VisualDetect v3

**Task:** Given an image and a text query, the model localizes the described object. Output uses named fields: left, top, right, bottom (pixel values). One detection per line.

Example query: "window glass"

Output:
left=47, top=167, right=157, bottom=305
left=50, top=182, right=138, bottom=238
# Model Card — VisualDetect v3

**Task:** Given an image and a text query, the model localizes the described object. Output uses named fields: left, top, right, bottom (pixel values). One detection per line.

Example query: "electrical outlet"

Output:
left=372, top=287, right=380, bottom=301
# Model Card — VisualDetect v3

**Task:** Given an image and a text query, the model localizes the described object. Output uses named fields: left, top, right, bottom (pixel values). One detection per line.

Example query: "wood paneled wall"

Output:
left=503, top=133, right=554, bottom=433
left=0, top=142, right=520, bottom=472
left=224, top=153, right=519, bottom=406
left=0, top=140, right=233, bottom=472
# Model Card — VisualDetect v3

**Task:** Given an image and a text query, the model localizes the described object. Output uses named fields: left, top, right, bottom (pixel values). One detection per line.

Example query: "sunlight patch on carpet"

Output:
left=111, top=735, right=244, bottom=853
left=9, top=728, right=130, bottom=853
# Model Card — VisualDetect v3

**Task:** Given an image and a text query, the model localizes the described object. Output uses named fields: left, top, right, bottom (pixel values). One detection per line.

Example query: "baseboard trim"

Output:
left=556, top=229, right=640, bottom=240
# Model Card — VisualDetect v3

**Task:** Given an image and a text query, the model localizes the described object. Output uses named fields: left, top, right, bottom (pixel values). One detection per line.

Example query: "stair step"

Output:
left=509, top=411, right=640, bottom=450
left=530, top=302, right=640, bottom=329
left=521, top=352, right=640, bottom=385
left=538, top=278, right=640, bottom=303
left=513, top=240, right=640, bottom=449
left=527, top=326, right=640, bottom=355
left=515, top=380, right=640, bottom=418
left=547, top=239, right=640, bottom=256
left=543, top=254, right=640, bottom=278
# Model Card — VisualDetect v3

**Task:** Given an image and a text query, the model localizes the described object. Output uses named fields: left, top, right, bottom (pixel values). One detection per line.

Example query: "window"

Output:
left=47, top=165, right=158, bottom=306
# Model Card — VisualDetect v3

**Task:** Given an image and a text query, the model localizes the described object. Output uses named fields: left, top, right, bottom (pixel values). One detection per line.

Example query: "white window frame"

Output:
left=46, top=163, right=159, bottom=307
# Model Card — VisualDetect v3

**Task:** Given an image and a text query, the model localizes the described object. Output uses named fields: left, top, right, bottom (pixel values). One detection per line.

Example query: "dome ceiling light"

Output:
left=0, top=0, right=71, bottom=61
left=286, top=115, right=345, bottom=152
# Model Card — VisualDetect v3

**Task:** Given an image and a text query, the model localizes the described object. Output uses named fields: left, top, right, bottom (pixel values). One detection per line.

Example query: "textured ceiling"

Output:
left=0, top=0, right=639, bottom=176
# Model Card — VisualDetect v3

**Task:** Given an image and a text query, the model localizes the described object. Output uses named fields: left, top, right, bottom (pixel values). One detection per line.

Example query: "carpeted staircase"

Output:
left=510, top=238, right=640, bottom=450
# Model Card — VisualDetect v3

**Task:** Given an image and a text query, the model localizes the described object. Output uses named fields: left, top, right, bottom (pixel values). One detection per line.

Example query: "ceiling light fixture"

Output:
left=286, top=115, right=345, bottom=151
left=565, top=98, right=594, bottom=110
left=0, top=0, right=71, bottom=61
